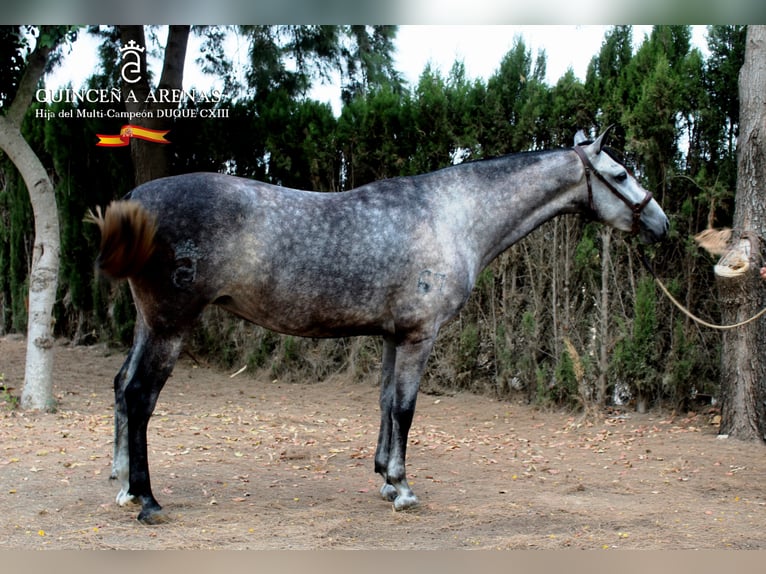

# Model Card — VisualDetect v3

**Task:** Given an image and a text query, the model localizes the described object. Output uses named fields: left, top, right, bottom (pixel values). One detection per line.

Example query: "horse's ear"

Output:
left=592, top=124, right=615, bottom=153
left=573, top=130, right=589, bottom=146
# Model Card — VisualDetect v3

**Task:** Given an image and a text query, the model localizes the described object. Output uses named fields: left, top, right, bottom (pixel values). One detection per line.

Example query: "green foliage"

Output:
left=573, top=223, right=600, bottom=281
left=247, top=331, right=281, bottom=372
left=0, top=170, right=13, bottom=332
left=665, top=319, right=696, bottom=408
left=457, top=322, right=480, bottom=377
left=36, top=26, right=78, bottom=49
left=341, top=25, right=402, bottom=101
left=276, top=335, right=300, bottom=373
left=705, top=25, right=746, bottom=148
left=0, top=167, right=33, bottom=333
left=551, top=348, right=579, bottom=407
left=520, top=310, right=536, bottom=339
left=337, top=85, right=413, bottom=185
left=585, top=25, right=634, bottom=139
left=110, top=285, right=136, bottom=345
left=612, top=277, right=661, bottom=405
left=482, top=36, right=549, bottom=154
left=260, top=93, right=338, bottom=190
left=493, top=323, right=514, bottom=386
left=476, top=267, right=494, bottom=292
left=549, top=69, right=592, bottom=146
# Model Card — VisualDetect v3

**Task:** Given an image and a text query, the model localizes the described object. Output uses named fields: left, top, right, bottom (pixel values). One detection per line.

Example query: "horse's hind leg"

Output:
left=111, top=320, right=183, bottom=524
left=374, top=336, right=434, bottom=510
left=111, top=345, right=136, bottom=494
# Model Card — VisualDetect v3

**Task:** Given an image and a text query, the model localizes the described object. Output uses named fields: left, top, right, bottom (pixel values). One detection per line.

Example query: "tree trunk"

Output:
left=0, top=31, right=60, bottom=411
left=2, top=124, right=61, bottom=411
left=119, top=25, right=190, bottom=185
left=717, top=25, right=766, bottom=442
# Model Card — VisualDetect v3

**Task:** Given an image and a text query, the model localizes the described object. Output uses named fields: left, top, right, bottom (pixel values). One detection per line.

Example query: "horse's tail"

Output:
left=86, top=200, right=158, bottom=279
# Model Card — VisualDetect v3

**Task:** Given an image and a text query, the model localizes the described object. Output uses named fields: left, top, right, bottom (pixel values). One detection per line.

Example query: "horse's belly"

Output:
left=214, top=293, right=391, bottom=339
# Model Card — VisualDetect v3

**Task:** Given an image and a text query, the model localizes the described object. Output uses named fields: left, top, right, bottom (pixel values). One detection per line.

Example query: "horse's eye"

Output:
left=615, top=171, right=628, bottom=182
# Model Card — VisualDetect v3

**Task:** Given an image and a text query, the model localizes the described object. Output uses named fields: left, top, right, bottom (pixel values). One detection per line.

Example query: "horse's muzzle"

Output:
left=639, top=212, right=670, bottom=244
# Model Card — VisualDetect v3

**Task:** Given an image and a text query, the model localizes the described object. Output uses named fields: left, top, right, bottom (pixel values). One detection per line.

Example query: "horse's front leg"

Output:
left=375, top=338, right=398, bottom=503
left=375, top=336, right=434, bottom=511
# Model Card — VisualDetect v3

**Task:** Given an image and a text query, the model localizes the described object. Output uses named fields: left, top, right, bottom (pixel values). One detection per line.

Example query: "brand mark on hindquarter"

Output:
left=172, top=240, right=200, bottom=288
left=417, top=269, right=446, bottom=294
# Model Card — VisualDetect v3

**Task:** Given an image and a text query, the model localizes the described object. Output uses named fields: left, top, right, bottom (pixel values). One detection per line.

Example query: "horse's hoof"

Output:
left=393, top=493, right=419, bottom=511
left=380, top=483, right=397, bottom=502
left=137, top=507, right=170, bottom=525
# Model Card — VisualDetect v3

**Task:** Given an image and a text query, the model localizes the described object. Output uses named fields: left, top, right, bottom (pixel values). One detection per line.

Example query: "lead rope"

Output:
left=637, top=246, right=766, bottom=330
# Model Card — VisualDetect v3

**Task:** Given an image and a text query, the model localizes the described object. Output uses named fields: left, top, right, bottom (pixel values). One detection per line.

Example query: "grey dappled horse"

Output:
left=90, top=126, right=668, bottom=523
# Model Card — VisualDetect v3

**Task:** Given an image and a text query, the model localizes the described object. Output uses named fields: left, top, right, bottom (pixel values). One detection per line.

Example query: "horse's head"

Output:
left=573, top=126, right=669, bottom=244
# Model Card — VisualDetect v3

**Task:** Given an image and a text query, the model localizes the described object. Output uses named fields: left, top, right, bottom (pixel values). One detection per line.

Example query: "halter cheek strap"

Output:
left=572, top=145, right=653, bottom=237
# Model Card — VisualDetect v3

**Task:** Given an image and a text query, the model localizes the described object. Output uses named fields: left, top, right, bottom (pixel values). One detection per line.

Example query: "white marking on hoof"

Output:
left=394, top=493, right=419, bottom=511
left=116, top=489, right=136, bottom=506
left=380, top=483, right=397, bottom=502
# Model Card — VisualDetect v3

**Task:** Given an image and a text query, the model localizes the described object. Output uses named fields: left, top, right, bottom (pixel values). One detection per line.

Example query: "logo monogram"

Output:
left=120, top=40, right=145, bottom=85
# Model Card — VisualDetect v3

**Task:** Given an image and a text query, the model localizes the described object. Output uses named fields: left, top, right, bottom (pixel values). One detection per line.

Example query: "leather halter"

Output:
left=572, top=144, right=653, bottom=236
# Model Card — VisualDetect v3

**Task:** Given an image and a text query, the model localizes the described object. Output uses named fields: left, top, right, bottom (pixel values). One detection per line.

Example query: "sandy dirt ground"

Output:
left=1, top=335, right=766, bottom=550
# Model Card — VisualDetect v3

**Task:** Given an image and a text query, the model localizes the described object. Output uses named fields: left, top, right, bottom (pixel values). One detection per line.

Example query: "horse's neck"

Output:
left=451, top=149, right=584, bottom=271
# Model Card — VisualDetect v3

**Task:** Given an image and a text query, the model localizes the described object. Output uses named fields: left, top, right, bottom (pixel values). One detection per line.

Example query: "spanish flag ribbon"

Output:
left=96, top=125, right=170, bottom=147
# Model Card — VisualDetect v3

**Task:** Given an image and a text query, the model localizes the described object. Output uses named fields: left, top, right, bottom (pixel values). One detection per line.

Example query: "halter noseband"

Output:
left=572, top=144, right=653, bottom=236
